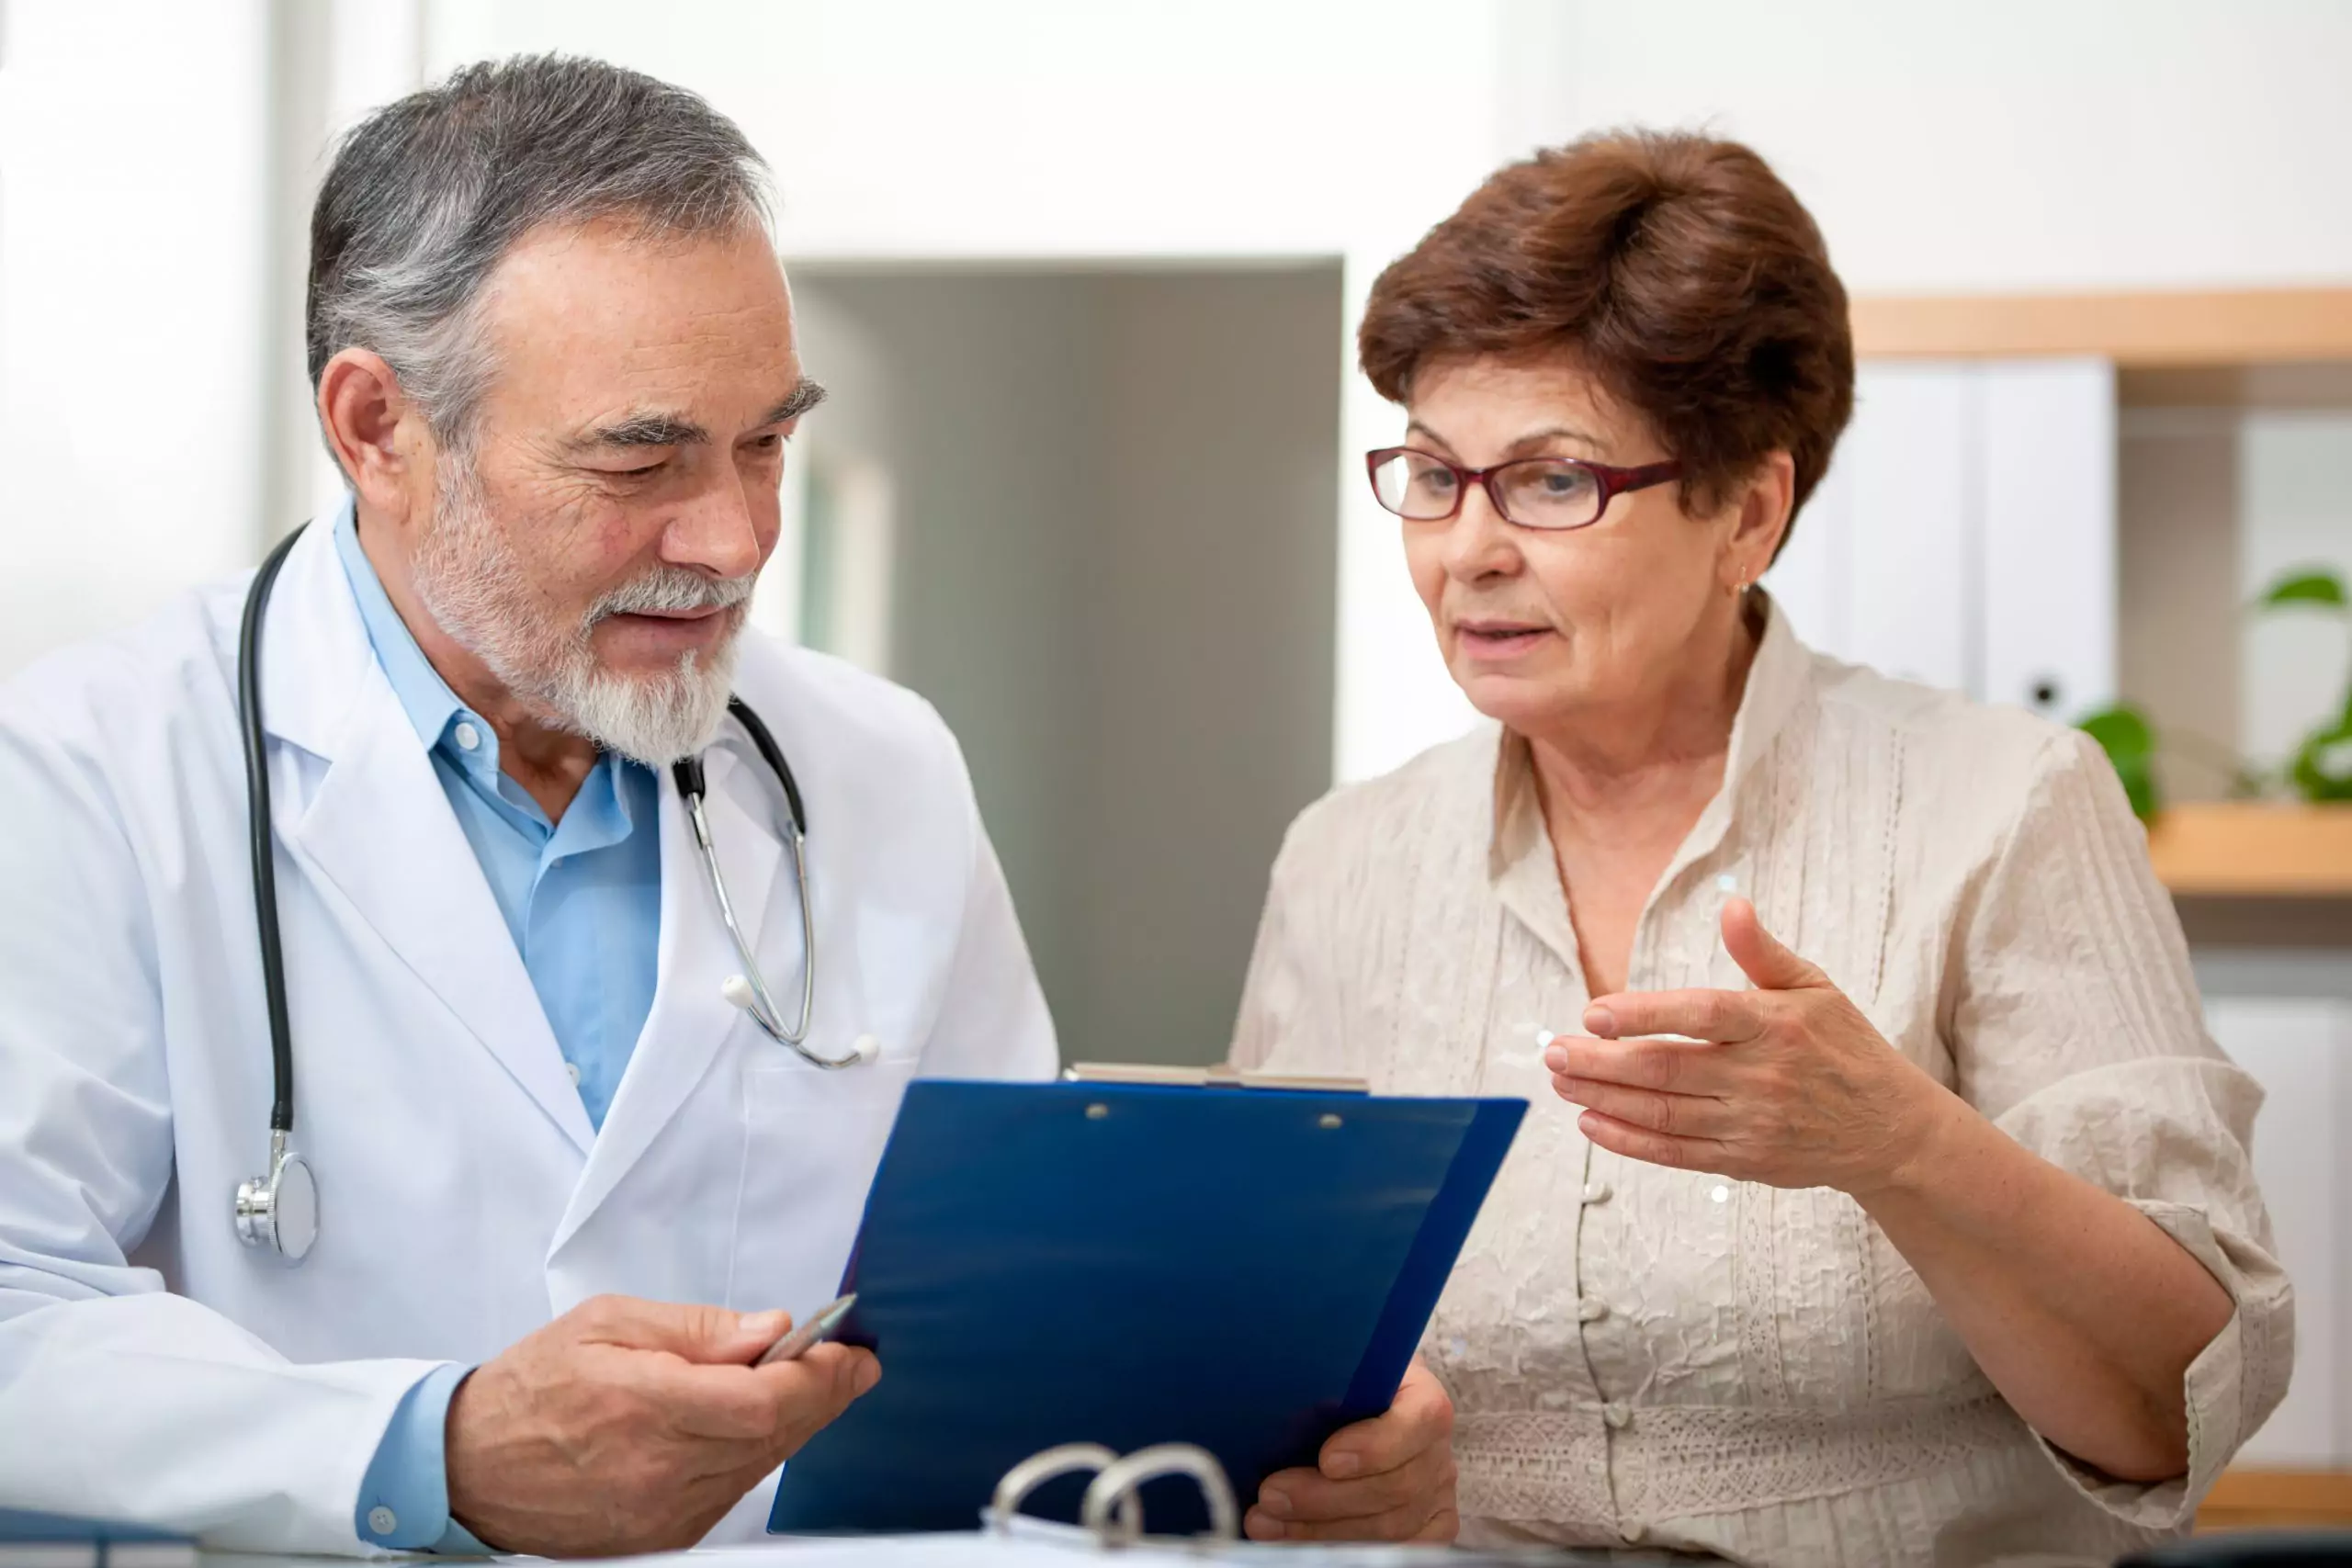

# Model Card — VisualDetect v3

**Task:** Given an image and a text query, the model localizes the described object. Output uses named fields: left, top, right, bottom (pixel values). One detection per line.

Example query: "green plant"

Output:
left=2077, top=565, right=2352, bottom=821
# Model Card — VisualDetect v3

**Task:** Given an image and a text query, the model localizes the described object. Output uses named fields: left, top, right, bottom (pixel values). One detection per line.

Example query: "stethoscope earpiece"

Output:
left=718, top=974, right=881, bottom=1067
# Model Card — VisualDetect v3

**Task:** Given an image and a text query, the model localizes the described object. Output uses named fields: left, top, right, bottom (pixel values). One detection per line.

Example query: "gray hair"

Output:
left=306, top=54, right=773, bottom=456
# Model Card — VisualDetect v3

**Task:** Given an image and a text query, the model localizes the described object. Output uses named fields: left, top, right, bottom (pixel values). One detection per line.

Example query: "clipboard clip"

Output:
left=987, top=1441, right=1239, bottom=1547
left=1063, top=1062, right=1371, bottom=1094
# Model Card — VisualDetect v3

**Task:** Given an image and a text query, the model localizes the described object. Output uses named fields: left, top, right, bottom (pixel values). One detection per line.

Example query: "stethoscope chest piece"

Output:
left=234, top=1131, right=318, bottom=1262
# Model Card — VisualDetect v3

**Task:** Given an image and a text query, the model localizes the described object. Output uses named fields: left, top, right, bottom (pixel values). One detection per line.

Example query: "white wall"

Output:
left=1544, top=0, right=2352, bottom=296
left=0, top=2, right=270, bottom=676
left=422, top=0, right=1507, bottom=264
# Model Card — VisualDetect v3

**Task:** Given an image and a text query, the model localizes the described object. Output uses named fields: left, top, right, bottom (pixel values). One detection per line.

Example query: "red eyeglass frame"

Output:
left=1364, top=446, right=1683, bottom=530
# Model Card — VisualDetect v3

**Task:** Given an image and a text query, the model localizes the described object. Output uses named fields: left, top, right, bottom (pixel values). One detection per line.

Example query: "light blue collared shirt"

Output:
left=334, top=500, right=663, bottom=1549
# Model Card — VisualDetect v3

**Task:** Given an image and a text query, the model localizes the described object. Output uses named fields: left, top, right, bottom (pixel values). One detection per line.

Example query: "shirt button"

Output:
left=1576, top=1296, right=1610, bottom=1324
left=565, top=1062, right=582, bottom=1086
left=367, top=1506, right=399, bottom=1537
left=453, top=721, right=482, bottom=751
left=1603, top=1400, right=1632, bottom=1430
left=1620, top=1520, right=1646, bottom=1543
left=1582, top=1180, right=1613, bottom=1205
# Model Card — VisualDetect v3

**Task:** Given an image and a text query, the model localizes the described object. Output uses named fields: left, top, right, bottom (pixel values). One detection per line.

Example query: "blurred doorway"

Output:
left=760, top=262, right=1346, bottom=1066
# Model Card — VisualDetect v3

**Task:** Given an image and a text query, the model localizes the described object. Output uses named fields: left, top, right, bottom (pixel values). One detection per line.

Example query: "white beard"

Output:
left=411, top=462, right=752, bottom=766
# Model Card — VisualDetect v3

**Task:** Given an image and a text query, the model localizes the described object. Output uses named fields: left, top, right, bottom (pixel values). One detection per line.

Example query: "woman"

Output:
left=1232, top=131, right=2290, bottom=1565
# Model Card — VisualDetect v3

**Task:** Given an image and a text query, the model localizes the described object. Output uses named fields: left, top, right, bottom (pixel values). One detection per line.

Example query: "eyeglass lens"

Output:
left=1370, top=452, right=1605, bottom=529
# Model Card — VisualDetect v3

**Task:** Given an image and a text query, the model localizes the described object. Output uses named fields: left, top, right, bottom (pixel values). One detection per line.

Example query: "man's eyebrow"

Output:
left=763, top=378, right=828, bottom=427
left=573, top=379, right=828, bottom=452
left=580, top=412, right=707, bottom=449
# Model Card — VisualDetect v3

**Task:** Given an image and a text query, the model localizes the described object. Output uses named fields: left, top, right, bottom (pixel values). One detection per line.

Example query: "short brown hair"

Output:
left=1359, top=130, right=1853, bottom=546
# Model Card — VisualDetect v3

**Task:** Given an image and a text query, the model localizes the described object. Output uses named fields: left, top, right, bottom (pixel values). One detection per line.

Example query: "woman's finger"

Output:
left=1551, top=1076, right=1729, bottom=1140
left=1575, top=1108, right=1736, bottom=1176
left=1545, top=1034, right=1736, bottom=1095
left=1720, top=897, right=1830, bottom=991
left=1317, top=1359, right=1452, bottom=1479
left=1258, top=1437, right=1452, bottom=1523
left=1583, top=987, right=1769, bottom=1043
left=1248, top=1491, right=1446, bottom=1543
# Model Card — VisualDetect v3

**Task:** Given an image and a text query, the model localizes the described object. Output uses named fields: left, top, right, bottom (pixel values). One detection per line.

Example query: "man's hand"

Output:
left=1243, top=1360, right=1457, bottom=1543
left=444, top=1293, right=879, bottom=1556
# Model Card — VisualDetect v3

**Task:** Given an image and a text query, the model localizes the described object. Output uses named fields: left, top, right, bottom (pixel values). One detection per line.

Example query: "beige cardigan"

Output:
left=1232, top=601, right=2291, bottom=1567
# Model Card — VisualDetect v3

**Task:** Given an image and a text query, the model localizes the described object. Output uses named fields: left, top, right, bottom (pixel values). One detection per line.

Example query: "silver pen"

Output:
left=754, top=1292, right=858, bottom=1367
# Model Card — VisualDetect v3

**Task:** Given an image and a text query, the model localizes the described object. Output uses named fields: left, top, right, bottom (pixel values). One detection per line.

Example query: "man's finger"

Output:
left=1583, top=987, right=1767, bottom=1043
left=581, top=1295, right=790, bottom=1364
left=1720, top=896, right=1827, bottom=991
left=1318, top=1361, right=1452, bottom=1479
left=644, top=1340, right=876, bottom=1450
left=748, top=1343, right=880, bottom=1456
left=633, top=1355, right=800, bottom=1443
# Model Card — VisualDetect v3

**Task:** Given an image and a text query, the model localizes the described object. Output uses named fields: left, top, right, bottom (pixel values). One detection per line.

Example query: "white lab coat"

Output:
left=0, top=522, right=1058, bottom=1551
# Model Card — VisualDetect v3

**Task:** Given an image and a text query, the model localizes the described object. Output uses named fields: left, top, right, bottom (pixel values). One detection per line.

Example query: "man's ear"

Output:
left=316, top=348, right=429, bottom=524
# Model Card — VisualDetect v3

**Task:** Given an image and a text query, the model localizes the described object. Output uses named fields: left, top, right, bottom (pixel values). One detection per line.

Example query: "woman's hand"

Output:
left=1544, top=897, right=1959, bottom=1195
left=1243, top=1360, right=1458, bottom=1543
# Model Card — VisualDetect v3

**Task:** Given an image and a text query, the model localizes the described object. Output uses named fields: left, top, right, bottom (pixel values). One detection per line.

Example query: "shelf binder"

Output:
left=766, top=1077, right=1525, bottom=1536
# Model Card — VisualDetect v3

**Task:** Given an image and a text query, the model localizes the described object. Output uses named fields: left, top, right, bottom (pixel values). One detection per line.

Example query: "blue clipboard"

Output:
left=766, top=1077, right=1525, bottom=1535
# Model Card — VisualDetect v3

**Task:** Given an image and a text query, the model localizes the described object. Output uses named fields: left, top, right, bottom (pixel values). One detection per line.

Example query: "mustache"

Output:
left=589, top=565, right=756, bottom=621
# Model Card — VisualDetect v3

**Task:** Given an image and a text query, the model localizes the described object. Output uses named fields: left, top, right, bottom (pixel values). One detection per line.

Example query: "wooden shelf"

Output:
left=2146, top=802, right=2352, bottom=897
left=2199, top=1467, right=2352, bottom=1531
left=1851, top=288, right=2352, bottom=366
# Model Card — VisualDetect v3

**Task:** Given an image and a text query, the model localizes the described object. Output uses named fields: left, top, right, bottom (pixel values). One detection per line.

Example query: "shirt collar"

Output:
left=331, top=501, right=472, bottom=751
left=332, top=497, right=502, bottom=778
left=1488, top=589, right=1811, bottom=881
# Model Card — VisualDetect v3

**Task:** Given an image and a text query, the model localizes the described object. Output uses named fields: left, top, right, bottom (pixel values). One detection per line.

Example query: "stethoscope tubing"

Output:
left=235, top=522, right=865, bottom=1258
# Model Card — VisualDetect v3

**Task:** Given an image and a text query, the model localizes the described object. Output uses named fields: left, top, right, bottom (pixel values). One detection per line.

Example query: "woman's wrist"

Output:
left=1847, top=1071, right=1983, bottom=1211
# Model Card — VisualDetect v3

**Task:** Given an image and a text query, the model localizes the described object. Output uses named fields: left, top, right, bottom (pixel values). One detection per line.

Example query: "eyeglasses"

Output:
left=1365, top=446, right=1682, bottom=531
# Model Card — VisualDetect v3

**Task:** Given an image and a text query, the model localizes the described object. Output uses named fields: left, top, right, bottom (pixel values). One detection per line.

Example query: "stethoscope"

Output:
left=231, top=524, right=873, bottom=1264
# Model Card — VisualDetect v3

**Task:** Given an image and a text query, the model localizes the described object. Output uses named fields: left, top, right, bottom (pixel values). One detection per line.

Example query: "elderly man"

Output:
left=0, top=55, right=1052, bottom=1555
left=0, top=55, right=1455, bottom=1556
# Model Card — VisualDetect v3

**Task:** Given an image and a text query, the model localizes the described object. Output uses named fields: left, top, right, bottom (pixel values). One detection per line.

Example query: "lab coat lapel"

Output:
left=262, top=523, right=596, bottom=1156
left=552, top=743, right=784, bottom=1251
